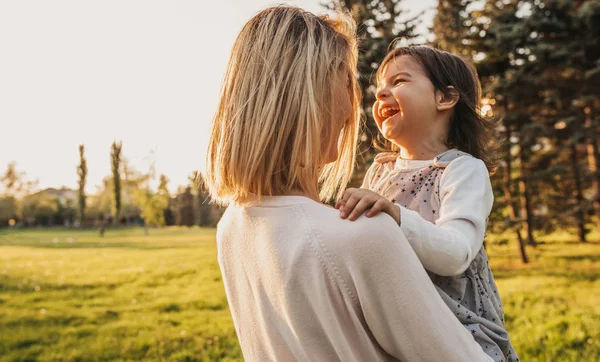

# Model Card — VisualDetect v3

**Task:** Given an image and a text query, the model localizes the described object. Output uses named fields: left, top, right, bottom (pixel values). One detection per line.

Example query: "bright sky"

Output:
left=0, top=0, right=435, bottom=194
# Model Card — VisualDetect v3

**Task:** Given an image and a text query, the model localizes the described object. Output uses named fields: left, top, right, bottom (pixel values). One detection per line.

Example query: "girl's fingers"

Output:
left=341, top=188, right=358, bottom=202
left=340, top=193, right=363, bottom=218
left=366, top=199, right=387, bottom=217
left=348, top=197, right=376, bottom=220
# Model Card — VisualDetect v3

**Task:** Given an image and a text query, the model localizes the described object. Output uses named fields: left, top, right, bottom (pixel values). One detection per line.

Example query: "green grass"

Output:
left=1, top=227, right=599, bottom=361
left=0, top=228, right=241, bottom=361
left=485, top=230, right=600, bottom=361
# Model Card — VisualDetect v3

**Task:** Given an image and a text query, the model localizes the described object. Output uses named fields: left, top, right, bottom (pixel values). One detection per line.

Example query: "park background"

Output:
left=1, top=0, right=599, bottom=361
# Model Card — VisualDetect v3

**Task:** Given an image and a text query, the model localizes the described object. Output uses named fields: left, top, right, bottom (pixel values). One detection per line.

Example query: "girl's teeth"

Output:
left=381, top=107, right=399, bottom=118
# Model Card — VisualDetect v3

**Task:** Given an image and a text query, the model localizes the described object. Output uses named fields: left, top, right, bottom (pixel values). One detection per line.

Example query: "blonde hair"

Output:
left=203, top=6, right=361, bottom=204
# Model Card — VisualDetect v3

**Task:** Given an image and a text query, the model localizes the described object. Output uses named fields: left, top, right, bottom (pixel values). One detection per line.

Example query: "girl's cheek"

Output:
left=372, top=102, right=381, bottom=121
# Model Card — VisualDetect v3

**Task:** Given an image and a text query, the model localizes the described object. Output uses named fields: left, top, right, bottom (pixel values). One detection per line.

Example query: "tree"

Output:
left=175, top=186, right=195, bottom=227
left=77, top=144, right=87, bottom=226
left=432, top=0, right=478, bottom=57
left=190, top=171, right=213, bottom=227
left=1, top=161, right=24, bottom=196
left=110, top=141, right=122, bottom=224
left=0, top=196, right=18, bottom=227
left=461, top=0, right=542, bottom=247
left=515, top=0, right=600, bottom=242
left=461, top=0, right=600, bottom=244
left=432, top=0, right=530, bottom=261
left=501, top=116, right=528, bottom=263
left=158, top=174, right=170, bottom=202
left=1, top=162, right=37, bottom=198
left=135, top=174, right=170, bottom=231
left=87, top=177, right=112, bottom=221
left=20, top=192, right=59, bottom=226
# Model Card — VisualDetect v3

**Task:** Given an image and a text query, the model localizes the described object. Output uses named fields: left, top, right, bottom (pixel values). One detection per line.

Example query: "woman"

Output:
left=204, top=6, right=494, bottom=362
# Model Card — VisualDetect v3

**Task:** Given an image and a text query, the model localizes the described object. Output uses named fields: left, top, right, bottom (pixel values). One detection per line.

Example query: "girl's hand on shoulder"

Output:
left=335, top=188, right=400, bottom=224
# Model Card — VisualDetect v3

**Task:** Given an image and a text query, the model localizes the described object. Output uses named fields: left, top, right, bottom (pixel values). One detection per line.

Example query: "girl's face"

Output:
left=323, top=69, right=352, bottom=164
left=373, top=55, right=440, bottom=148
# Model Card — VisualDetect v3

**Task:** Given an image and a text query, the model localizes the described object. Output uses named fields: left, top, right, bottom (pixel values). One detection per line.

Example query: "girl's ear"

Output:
left=436, top=86, right=460, bottom=111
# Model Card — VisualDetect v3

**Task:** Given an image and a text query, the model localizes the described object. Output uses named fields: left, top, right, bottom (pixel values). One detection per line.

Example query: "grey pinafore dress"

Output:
left=365, top=149, right=519, bottom=362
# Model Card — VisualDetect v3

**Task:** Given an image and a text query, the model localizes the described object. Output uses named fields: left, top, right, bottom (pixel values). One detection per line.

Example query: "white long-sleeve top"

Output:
left=217, top=195, right=494, bottom=362
left=362, top=153, right=494, bottom=276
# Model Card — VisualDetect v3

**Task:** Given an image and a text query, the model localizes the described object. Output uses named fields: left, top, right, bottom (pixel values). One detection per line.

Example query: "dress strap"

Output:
left=373, top=151, right=399, bottom=164
left=432, top=149, right=470, bottom=168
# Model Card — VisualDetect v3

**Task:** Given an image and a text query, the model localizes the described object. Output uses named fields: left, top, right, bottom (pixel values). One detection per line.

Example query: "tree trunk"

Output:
left=517, top=140, right=536, bottom=246
left=571, top=142, right=588, bottom=242
left=98, top=218, right=105, bottom=237
left=503, top=124, right=528, bottom=263
left=585, top=106, right=600, bottom=231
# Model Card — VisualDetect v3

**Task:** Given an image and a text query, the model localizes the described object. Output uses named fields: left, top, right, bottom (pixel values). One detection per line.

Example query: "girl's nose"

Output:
left=376, top=87, right=390, bottom=100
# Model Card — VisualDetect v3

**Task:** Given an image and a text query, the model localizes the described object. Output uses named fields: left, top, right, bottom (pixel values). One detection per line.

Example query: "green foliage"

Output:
left=77, top=144, right=88, bottom=225
left=1, top=162, right=37, bottom=201
left=87, top=178, right=112, bottom=221
left=432, top=0, right=478, bottom=57
left=430, top=0, right=600, bottom=240
left=175, top=187, right=195, bottom=227
left=110, top=141, right=123, bottom=224
left=0, top=196, right=18, bottom=225
left=20, top=193, right=59, bottom=226
left=1, top=162, right=26, bottom=196
left=190, top=172, right=216, bottom=227
left=135, top=175, right=170, bottom=228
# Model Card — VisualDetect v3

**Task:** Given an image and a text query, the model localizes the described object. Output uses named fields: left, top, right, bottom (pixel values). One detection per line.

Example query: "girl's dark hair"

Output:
left=376, top=45, right=499, bottom=172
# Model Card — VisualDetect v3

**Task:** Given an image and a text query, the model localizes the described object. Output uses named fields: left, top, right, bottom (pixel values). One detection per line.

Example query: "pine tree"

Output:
left=518, top=0, right=600, bottom=241
left=432, top=0, right=533, bottom=260
left=468, top=0, right=541, bottom=247
left=432, top=0, right=478, bottom=57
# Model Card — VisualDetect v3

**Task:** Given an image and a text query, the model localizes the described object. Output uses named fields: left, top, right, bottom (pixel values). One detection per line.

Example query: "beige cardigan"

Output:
left=217, top=195, right=493, bottom=362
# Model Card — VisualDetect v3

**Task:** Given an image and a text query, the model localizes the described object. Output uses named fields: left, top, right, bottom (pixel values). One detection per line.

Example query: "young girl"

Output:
left=337, top=46, right=519, bottom=362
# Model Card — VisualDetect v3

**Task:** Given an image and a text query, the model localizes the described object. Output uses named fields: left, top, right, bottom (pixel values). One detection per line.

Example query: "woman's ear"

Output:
left=436, top=86, right=460, bottom=111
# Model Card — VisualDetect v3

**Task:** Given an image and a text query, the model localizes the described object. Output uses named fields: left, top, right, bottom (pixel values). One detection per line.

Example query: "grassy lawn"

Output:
left=0, top=228, right=240, bottom=361
left=1, top=227, right=599, bottom=361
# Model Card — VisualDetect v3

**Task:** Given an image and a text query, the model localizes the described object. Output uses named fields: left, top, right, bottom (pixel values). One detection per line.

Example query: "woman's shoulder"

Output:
left=302, top=201, right=404, bottom=260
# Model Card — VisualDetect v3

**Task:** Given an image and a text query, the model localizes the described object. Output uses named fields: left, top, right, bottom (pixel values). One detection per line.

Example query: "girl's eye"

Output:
left=393, top=78, right=407, bottom=85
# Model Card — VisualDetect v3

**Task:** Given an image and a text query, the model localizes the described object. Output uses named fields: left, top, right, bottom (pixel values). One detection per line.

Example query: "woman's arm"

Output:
left=399, top=157, right=493, bottom=276
left=339, top=215, right=494, bottom=362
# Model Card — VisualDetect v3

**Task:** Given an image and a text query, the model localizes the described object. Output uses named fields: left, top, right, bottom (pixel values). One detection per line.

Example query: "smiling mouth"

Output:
left=380, top=106, right=400, bottom=122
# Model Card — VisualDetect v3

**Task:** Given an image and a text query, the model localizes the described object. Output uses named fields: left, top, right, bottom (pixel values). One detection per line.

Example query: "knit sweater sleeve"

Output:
left=398, top=156, right=493, bottom=276
left=333, top=214, right=494, bottom=362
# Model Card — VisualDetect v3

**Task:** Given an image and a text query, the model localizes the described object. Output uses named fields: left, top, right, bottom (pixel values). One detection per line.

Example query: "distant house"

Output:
left=21, top=187, right=78, bottom=227
left=33, top=187, right=78, bottom=204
